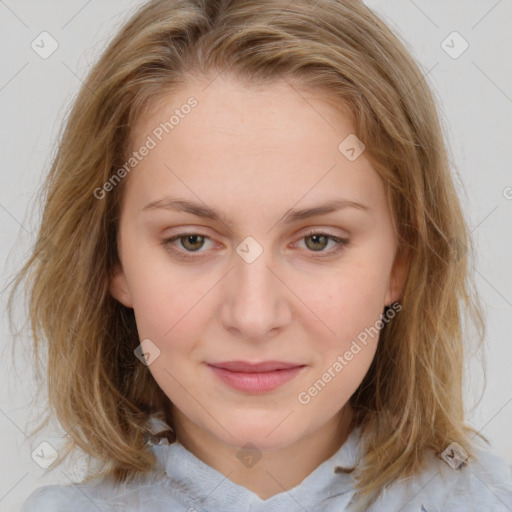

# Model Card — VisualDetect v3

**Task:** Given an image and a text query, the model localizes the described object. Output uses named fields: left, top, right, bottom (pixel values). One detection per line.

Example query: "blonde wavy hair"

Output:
left=10, top=0, right=487, bottom=509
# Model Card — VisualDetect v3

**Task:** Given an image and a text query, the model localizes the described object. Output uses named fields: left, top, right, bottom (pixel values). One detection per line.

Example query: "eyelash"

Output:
left=161, top=230, right=349, bottom=260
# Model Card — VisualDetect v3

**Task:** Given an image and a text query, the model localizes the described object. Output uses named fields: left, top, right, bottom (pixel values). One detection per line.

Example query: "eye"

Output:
left=295, top=230, right=349, bottom=257
left=162, top=232, right=215, bottom=259
left=161, top=230, right=349, bottom=260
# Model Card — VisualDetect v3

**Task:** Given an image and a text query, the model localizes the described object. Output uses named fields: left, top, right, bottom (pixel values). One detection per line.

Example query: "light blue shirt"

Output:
left=20, top=424, right=512, bottom=511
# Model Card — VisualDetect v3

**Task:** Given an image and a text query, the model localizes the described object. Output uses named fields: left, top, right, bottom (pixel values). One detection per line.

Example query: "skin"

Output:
left=110, top=74, right=406, bottom=499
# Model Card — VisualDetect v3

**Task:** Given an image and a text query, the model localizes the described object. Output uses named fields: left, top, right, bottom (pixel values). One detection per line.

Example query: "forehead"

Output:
left=123, top=75, right=387, bottom=223
left=133, top=75, right=351, bottom=156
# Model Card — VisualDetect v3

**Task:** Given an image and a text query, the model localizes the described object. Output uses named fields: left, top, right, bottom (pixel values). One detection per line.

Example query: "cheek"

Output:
left=310, top=340, right=377, bottom=411
left=125, top=255, right=213, bottom=342
left=295, top=274, right=383, bottom=409
left=293, top=264, right=388, bottom=346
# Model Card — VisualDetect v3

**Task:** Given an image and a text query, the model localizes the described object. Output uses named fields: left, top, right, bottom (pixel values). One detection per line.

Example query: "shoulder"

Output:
left=20, top=469, right=173, bottom=512
left=369, top=441, right=512, bottom=511
left=20, top=483, right=105, bottom=512
left=443, top=443, right=512, bottom=509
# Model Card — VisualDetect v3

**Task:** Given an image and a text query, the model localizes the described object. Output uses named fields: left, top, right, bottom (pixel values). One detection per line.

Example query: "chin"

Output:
left=214, top=419, right=303, bottom=450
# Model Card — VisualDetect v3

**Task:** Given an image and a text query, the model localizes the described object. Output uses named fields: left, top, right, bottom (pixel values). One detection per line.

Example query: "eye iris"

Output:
left=182, top=235, right=205, bottom=251
left=305, top=234, right=328, bottom=251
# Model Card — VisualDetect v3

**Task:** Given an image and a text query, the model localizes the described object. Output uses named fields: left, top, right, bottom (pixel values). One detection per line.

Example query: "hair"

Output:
left=9, top=0, right=487, bottom=510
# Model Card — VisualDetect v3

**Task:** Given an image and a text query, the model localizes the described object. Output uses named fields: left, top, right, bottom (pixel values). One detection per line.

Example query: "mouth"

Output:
left=206, top=360, right=307, bottom=393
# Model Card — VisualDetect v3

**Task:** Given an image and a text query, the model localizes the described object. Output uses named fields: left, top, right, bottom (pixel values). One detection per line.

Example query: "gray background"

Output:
left=1, top=1, right=511, bottom=510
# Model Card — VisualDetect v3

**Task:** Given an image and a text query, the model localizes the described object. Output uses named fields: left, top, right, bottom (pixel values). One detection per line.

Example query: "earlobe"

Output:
left=385, top=248, right=408, bottom=307
left=109, top=264, right=133, bottom=308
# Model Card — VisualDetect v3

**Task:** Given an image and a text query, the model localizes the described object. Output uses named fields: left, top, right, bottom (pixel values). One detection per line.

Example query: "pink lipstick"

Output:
left=207, top=360, right=306, bottom=393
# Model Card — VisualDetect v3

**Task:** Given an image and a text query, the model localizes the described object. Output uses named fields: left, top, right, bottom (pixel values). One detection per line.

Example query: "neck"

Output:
left=172, top=404, right=355, bottom=500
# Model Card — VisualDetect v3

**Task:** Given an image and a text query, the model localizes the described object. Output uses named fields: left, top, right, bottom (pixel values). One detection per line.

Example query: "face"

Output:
left=110, top=74, right=405, bottom=451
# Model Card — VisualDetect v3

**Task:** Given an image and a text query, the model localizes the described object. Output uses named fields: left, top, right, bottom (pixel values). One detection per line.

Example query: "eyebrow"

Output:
left=142, top=196, right=372, bottom=226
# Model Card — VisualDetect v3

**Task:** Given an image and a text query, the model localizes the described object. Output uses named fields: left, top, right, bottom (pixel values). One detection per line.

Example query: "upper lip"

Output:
left=208, top=361, right=305, bottom=372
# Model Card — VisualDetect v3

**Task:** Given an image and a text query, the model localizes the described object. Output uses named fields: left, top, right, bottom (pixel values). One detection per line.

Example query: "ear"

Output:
left=384, top=246, right=408, bottom=306
left=109, top=263, right=134, bottom=308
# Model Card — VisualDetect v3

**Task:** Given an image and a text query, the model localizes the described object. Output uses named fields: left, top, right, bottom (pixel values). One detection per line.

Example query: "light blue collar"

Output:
left=150, top=425, right=362, bottom=511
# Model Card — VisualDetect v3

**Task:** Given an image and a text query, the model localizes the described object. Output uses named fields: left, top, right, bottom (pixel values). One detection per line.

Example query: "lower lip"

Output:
left=208, top=365, right=305, bottom=393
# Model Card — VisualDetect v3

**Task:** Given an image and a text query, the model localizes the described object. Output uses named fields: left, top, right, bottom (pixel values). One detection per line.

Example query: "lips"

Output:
left=207, top=360, right=306, bottom=393
left=208, top=360, right=303, bottom=372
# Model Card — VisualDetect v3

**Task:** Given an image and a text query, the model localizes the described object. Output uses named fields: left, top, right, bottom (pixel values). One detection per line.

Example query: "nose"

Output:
left=220, top=242, right=292, bottom=342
